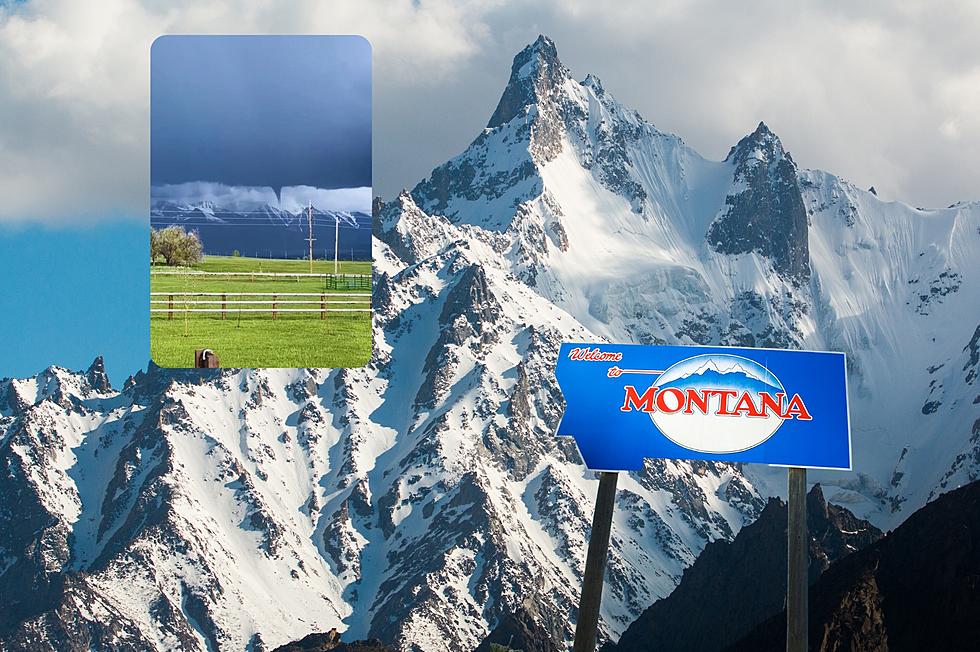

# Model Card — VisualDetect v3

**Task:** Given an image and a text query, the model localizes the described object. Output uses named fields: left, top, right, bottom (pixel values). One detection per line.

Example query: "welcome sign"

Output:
left=556, top=343, right=851, bottom=471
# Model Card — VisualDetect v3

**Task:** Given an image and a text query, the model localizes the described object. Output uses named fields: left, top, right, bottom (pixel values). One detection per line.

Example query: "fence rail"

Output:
left=150, top=270, right=370, bottom=278
left=150, top=292, right=369, bottom=297
left=151, top=308, right=371, bottom=313
left=151, top=291, right=371, bottom=320
left=151, top=300, right=367, bottom=305
left=150, top=270, right=372, bottom=290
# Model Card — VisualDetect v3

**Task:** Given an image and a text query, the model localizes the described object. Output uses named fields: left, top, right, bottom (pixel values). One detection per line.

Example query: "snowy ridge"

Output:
left=1, top=34, right=979, bottom=652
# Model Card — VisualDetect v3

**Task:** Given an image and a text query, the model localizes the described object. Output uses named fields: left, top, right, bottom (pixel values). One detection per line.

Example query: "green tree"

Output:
left=152, top=226, right=204, bottom=266
left=150, top=228, right=161, bottom=264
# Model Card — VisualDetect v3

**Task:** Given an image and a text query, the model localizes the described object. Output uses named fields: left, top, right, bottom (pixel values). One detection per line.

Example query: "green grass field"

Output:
left=151, top=256, right=372, bottom=368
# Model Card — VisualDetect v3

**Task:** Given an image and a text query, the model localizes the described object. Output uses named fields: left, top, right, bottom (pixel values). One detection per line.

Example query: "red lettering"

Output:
left=620, top=384, right=810, bottom=421
left=569, top=347, right=622, bottom=362
left=758, top=391, right=785, bottom=418
left=715, top=390, right=739, bottom=416
left=784, top=394, right=812, bottom=420
left=655, top=387, right=685, bottom=414
left=683, top=388, right=710, bottom=415
left=621, top=385, right=657, bottom=412
left=733, top=392, right=764, bottom=417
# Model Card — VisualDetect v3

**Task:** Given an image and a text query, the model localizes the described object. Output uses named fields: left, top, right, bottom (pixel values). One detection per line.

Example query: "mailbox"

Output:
left=194, top=349, right=220, bottom=368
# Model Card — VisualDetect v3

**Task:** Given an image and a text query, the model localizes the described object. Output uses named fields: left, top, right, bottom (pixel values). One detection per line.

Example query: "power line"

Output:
left=150, top=209, right=372, bottom=219
left=149, top=216, right=369, bottom=223
left=149, top=217, right=371, bottom=226
left=149, top=221, right=368, bottom=230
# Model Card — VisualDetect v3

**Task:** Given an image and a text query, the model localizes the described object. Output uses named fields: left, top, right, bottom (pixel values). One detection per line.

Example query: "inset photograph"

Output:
left=150, top=35, right=372, bottom=368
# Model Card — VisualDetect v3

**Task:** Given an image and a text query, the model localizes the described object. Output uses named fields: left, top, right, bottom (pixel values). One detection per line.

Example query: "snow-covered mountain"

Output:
left=1, top=35, right=978, bottom=652
left=150, top=198, right=371, bottom=260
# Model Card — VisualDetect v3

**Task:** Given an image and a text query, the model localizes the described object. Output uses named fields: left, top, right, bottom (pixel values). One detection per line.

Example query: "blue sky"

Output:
left=0, top=222, right=148, bottom=384
left=151, top=35, right=371, bottom=192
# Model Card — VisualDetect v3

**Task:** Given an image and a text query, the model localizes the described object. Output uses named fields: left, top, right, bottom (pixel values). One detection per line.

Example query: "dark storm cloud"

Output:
left=150, top=35, right=371, bottom=193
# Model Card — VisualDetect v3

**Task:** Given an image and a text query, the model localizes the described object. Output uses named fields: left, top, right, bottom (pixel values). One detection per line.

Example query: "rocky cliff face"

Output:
left=727, top=479, right=980, bottom=652
left=611, top=485, right=882, bottom=652
left=474, top=607, right=563, bottom=652
left=707, top=122, right=811, bottom=284
left=272, top=629, right=395, bottom=652
left=1, top=35, right=979, bottom=652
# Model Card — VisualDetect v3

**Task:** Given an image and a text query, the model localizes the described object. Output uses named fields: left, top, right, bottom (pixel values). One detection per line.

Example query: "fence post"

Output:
left=321, top=293, right=326, bottom=320
left=221, top=293, right=226, bottom=320
left=168, top=294, right=173, bottom=321
left=273, top=294, right=278, bottom=320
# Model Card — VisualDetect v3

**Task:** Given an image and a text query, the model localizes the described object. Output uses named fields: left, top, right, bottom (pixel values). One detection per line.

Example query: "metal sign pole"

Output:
left=786, top=467, right=808, bottom=652
left=573, top=471, right=619, bottom=652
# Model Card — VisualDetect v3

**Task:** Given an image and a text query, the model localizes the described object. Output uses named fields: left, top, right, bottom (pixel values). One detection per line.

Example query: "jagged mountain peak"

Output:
left=411, top=36, right=665, bottom=228
left=487, top=35, right=570, bottom=128
left=710, top=120, right=810, bottom=283
left=725, top=121, right=789, bottom=167
left=85, top=356, right=111, bottom=393
left=524, top=34, right=560, bottom=64
left=581, top=72, right=604, bottom=94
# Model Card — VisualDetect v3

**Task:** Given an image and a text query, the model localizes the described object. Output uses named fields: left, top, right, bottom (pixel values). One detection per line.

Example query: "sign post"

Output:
left=573, top=471, right=619, bottom=652
left=786, top=467, right=808, bottom=652
left=554, top=343, right=850, bottom=651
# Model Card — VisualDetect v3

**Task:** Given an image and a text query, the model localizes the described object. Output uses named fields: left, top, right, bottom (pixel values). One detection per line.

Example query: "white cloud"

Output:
left=151, top=182, right=371, bottom=214
left=151, top=182, right=279, bottom=211
left=1, top=0, right=977, bottom=223
left=0, top=0, right=497, bottom=223
left=279, top=186, right=372, bottom=214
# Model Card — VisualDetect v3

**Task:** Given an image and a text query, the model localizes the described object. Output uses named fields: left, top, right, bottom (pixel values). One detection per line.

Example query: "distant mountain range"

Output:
left=660, top=369, right=782, bottom=394
left=150, top=199, right=372, bottom=260
left=678, top=358, right=776, bottom=386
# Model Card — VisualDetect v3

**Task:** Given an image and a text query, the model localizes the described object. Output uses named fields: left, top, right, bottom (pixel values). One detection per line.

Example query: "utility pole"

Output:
left=334, top=213, right=340, bottom=274
left=306, top=201, right=316, bottom=272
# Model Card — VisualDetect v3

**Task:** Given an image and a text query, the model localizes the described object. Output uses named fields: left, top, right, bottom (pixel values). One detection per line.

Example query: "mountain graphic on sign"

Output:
left=660, top=357, right=783, bottom=394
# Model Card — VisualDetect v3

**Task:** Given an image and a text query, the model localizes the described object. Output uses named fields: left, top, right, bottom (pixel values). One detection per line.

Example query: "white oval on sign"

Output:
left=650, top=353, right=786, bottom=454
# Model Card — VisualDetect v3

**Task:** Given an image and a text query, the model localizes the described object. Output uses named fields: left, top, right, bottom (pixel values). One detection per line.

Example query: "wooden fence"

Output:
left=150, top=270, right=372, bottom=291
left=150, top=292, right=371, bottom=320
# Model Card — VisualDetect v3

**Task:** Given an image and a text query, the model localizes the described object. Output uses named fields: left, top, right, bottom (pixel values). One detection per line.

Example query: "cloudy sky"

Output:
left=151, top=35, right=370, bottom=193
left=1, top=0, right=978, bottom=224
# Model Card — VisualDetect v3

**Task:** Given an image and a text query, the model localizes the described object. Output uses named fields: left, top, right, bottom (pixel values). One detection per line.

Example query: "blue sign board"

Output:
left=555, top=343, right=851, bottom=471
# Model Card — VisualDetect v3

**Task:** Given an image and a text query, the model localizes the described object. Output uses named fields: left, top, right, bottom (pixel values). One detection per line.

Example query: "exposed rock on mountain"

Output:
left=726, top=479, right=980, bottom=652
left=272, top=629, right=395, bottom=652
left=473, top=608, right=563, bottom=652
left=610, top=485, right=881, bottom=652
left=707, top=122, right=811, bottom=284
